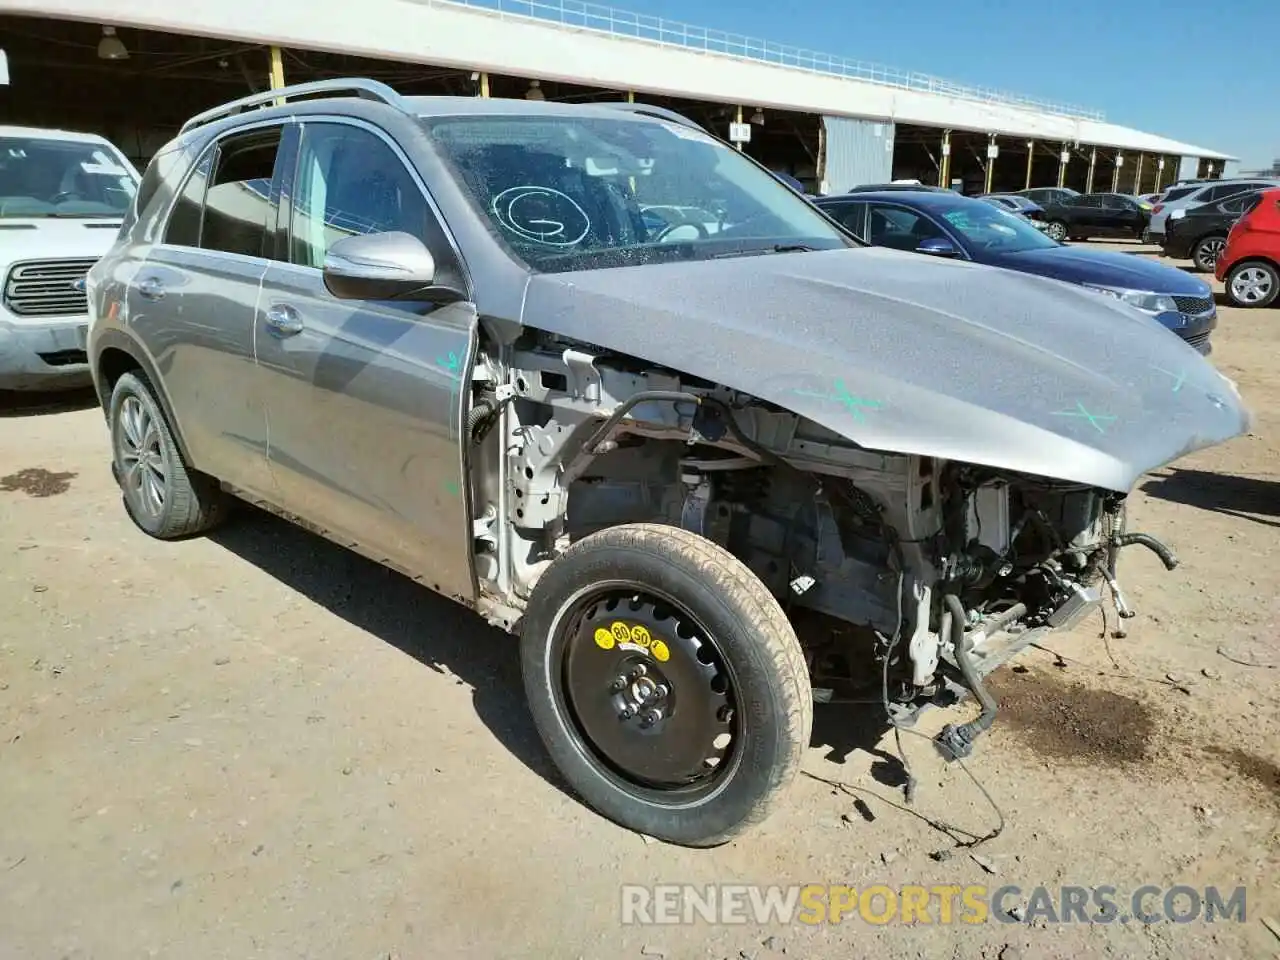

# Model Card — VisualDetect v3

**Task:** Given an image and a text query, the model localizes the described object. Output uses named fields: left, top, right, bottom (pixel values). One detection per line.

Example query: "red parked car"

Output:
left=1216, top=186, right=1280, bottom=308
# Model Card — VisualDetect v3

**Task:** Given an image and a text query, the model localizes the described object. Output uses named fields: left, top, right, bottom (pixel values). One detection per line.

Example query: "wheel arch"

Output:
left=92, top=328, right=195, bottom=466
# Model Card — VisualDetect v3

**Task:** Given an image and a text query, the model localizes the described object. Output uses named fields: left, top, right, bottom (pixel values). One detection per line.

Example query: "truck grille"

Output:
left=1172, top=294, right=1214, bottom=316
left=3, top=258, right=97, bottom=318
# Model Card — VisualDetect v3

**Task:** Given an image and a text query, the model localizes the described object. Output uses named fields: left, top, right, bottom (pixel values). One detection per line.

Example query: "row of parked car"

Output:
left=809, top=175, right=1280, bottom=311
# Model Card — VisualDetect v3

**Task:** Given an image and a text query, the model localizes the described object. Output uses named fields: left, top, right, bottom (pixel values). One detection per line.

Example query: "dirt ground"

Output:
left=2, top=244, right=1277, bottom=960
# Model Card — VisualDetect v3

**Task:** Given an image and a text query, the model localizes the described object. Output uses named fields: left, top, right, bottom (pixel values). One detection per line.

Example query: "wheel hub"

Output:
left=561, top=594, right=735, bottom=789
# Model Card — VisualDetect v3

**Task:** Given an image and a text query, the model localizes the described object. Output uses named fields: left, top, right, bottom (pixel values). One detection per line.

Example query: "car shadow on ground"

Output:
left=210, top=506, right=916, bottom=800
left=810, top=700, right=912, bottom=790
left=208, top=505, right=573, bottom=797
left=0, top=387, right=99, bottom=418
left=1141, top=467, right=1280, bottom=529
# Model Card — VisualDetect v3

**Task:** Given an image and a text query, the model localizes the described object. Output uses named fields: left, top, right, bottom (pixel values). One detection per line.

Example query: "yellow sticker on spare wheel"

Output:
left=594, top=628, right=616, bottom=650
left=650, top=639, right=670, bottom=662
left=628, top=625, right=651, bottom=647
left=610, top=621, right=633, bottom=644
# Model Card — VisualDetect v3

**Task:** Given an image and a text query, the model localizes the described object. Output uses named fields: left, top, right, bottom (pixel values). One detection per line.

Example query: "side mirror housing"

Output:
left=916, top=237, right=960, bottom=258
left=323, top=231, right=444, bottom=301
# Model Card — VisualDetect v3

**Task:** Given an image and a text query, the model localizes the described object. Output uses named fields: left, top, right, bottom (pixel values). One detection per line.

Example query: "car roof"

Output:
left=0, top=124, right=118, bottom=144
left=815, top=190, right=975, bottom=211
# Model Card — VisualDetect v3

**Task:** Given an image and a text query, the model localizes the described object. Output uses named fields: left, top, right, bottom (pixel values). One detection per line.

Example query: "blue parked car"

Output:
left=813, top=190, right=1217, bottom=354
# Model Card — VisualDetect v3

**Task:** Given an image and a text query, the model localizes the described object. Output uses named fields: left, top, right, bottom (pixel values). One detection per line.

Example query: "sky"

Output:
left=612, top=0, right=1277, bottom=168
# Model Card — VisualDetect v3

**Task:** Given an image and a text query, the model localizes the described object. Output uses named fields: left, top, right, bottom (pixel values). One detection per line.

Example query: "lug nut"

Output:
left=620, top=707, right=634, bottom=720
left=640, top=709, right=662, bottom=728
left=610, top=676, right=627, bottom=692
left=654, top=684, right=669, bottom=699
left=631, top=664, right=648, bottom=679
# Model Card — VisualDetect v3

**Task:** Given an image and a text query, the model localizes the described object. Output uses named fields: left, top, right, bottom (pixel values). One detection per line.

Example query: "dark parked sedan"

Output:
left=813, top=190, right=1217, bottom=353
left=1039, top=192, right=1150, bottom=242
left=1162, top=189, right=1264, bottom=272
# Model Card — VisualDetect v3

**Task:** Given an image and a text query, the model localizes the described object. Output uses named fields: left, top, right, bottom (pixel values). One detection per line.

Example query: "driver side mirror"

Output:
left=916, top=237, right=960, bottom=258
left=323, top=231, right=446, bottom=301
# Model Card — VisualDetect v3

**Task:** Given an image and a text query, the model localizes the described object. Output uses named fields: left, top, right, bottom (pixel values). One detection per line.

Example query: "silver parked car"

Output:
left=86, top=80, right=1251, bottom=847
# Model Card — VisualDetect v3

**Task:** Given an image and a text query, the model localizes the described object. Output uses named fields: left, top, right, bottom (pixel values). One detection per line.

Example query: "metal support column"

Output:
left=984, top=135, right=997, bottom=193
left=1086, top=147, right=1097, bottom=193
left=1057, top=145, right=1068, bottom=188
left=626, top=90, right=634, bottom=103
left=939, top=130, right=951, bottom=188
left=479, top=71, right=490, bottom=97
left=269, top=46, right=285, bottom=104
left=1134, top=153, right=1144, bottom=193
left=1025, top=141, right=1035, bottom=190
left=1111, top=152, right=1122, bottom=193
left=735, top=105, right=743, bottom=152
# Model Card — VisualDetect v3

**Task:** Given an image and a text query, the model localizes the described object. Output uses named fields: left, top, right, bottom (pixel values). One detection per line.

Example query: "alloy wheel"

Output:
left=1195, top=237, right=1226, bottom=271
left=1230, top=266, right=1274, bottom=305
left=117, top=395, right=168, bottom=518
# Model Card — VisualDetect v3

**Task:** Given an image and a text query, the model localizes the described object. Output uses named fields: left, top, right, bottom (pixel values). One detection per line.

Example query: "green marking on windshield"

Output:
left=1051, top=401, right=1117, bottom=434
left=437, top=352, right=461, bottom=375
left=444, top=480, right=461, bottom=496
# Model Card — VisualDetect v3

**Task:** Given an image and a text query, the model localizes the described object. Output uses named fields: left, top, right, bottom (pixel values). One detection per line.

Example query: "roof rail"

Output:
left=179, top=77, right=409, bottom=135
left=603, top=102, right=710, bottom=136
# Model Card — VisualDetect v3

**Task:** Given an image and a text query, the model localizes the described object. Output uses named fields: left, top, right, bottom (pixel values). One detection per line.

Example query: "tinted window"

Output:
left=163, top=148, right=213, bottom=247
left=941, top=201, right=1059, bottom=253
left=1220, top=192, right=1261, bottom=215
left=290, top=123, right=431, bottom=269
left=200, top=128, right=280, bottom=257
left=1102, top=195, right=1129, bottom=209
left=830, top=201, right=867, bottom=239
left=1161, top=186, right=1198, bottom=202
left=865, top=204, right=946, bottom=251
left=1075, top=195, right=1103, bottom=208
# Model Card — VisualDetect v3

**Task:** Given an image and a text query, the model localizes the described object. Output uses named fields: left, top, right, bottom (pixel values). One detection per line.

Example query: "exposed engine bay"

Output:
left=465, top=329, right=1180, bottom=759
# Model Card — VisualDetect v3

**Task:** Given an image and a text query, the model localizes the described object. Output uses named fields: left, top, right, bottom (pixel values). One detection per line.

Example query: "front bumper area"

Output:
left=0, top=315, right=92, bottom=391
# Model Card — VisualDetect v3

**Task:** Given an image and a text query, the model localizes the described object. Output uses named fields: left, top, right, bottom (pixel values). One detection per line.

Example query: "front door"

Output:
left=253, top=119, right=477, bottom=601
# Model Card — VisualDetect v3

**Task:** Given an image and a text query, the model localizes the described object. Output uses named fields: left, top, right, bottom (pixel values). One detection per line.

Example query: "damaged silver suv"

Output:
left=87, top=79, right=1250, bottom=847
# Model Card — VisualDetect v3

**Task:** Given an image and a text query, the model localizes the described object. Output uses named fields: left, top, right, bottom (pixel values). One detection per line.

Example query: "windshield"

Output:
left=423, top=115, right=850, bottom=272
left=0, top=136, right=137, bottom=218
left=940, top=202, right=1060, bottom=254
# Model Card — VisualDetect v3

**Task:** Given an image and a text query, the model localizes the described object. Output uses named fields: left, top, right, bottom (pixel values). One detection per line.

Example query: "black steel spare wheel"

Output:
left=521, top=523, right=812, bottom=847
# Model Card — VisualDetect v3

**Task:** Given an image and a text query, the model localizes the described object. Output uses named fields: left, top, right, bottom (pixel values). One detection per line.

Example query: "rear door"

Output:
left=253, top=117, right=477, bottom=599
left=125, top=122, right=285, bottom=497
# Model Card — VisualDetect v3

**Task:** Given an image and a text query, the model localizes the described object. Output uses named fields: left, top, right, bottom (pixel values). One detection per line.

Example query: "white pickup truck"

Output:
left=0, top=125, right=139, bottom=391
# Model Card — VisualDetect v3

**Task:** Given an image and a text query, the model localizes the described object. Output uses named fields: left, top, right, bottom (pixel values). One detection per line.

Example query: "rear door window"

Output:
left=199, top=128, right=282, bottom=258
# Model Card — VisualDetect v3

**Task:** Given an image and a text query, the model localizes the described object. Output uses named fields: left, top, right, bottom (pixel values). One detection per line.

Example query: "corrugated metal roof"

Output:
left=4, top=0, right=1235, bottom=160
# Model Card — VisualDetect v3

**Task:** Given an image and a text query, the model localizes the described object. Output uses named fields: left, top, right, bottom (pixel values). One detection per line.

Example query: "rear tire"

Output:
left=1191, top=234, right=1227, bottom=273
left=108, top=371, right=230, bottom=539
left=1045, top=220, right=1068, bottom=242
left=1225, top=260, right=1279, bottom=309
left=520, top=523, right=812, bottom=847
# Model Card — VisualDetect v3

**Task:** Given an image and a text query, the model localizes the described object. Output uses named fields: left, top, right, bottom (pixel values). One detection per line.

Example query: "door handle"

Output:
left=264, top=303, right=304, bottom=337
left=136, top=276, right=166, bottom=301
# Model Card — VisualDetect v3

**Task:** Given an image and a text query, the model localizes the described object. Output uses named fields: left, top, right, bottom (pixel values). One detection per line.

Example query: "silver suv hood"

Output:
left=522, top=246, right=1250, bottom=492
